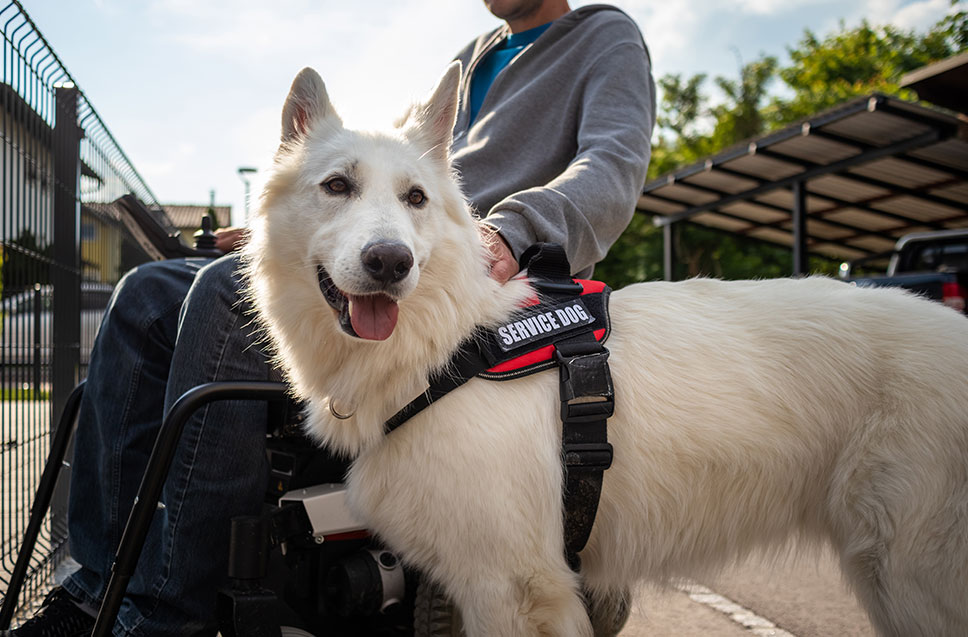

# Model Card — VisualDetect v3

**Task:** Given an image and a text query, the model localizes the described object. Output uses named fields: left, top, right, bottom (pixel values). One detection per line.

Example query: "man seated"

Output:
left=3, top=2, right=654, bottom=634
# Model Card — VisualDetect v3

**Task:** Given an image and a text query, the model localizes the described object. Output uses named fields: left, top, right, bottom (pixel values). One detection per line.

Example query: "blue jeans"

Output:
left=63, top=254, right=271, bottom=636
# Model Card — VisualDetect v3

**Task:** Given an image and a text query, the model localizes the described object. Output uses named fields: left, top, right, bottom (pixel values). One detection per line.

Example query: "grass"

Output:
left=0, top=387, right=50, bottom=401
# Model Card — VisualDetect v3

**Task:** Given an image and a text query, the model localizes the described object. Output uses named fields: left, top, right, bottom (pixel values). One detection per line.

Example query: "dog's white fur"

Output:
left=244, top=64, right=968, bottom=637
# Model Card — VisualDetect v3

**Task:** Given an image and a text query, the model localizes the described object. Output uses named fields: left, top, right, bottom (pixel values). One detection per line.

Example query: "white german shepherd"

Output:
left=244, top=63, right=968, bottom=637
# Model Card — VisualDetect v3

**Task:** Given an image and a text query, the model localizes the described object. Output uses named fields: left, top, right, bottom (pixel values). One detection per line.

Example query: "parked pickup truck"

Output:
left=841, top=229, right=968, bottom=313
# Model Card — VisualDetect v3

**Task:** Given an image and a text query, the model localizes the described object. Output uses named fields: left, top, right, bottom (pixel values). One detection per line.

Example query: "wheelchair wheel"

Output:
left=412, top=579, right=463, bottom=637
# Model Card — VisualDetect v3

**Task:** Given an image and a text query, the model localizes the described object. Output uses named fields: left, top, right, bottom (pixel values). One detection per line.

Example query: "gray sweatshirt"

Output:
left=451, top=4, right=656, bottom=277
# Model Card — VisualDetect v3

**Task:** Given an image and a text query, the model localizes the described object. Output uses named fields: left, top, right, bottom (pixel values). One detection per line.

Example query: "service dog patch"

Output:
left=497, top=298, right=596, bottom=352
left=477, top=279, right=611, bottom=381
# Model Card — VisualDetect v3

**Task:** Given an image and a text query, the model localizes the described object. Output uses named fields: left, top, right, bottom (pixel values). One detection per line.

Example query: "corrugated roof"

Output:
left=162, top=204, right=232, bottom=231
left=639, top=93, right=968, bottom=265
left=900, top=51, right=968, bottom=113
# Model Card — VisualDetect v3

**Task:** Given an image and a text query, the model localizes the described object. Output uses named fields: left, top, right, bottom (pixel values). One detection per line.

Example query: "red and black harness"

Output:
left=384, top=244, right=614, bottom=570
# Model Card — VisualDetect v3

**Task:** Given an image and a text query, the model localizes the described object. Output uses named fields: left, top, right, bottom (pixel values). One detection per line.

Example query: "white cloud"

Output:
left=138, top=141, right=196, bottom=182
left=851, top=0, right=903, bottom=24
left=844, top=0, right=952, bottom=30
left=887, top=0, right=953, bottom=30
left=727, top=0, right=830, bottom=15
left=233, top=106, right=284, bottom=173
left=587, top=0, right=705, bottom=80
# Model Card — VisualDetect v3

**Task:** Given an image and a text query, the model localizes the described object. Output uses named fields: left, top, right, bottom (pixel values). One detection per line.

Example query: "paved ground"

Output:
left=9, top=539, right=876, bottom=635
left=620, top=545, right=873, bottom=636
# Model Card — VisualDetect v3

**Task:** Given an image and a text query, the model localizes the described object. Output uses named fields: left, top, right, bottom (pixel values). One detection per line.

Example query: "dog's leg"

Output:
left=583, top=586, right=631, bottom=637
left=838, top=538, right=968, bottom=637
left=829, top=414, right=968, bottom=637
left=454, top=567, right=593, bottom=637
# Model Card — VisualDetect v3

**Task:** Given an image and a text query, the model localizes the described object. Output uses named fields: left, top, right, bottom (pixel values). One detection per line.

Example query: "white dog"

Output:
left=244, top=63, right=968, bottom=637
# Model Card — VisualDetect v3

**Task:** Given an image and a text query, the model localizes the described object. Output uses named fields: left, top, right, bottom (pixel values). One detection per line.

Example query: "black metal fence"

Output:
left=1, top=0, right=162, bottom=618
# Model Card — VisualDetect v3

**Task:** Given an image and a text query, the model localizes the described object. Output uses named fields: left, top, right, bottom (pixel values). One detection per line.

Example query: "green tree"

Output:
left=594, top=214, right=664, bottom=284
left=650, top=72, right=710, bottom=175
left=774, top=9, right=966, bottom=123
left=938, top=5, right=968, bottom=49
left=710, top=56, right=778, bottom=150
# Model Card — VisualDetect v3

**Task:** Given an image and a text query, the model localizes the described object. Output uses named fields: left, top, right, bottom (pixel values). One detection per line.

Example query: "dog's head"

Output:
left=255, top=62, right=470, bottom=341
left=245, top=64, right=534, bottom=451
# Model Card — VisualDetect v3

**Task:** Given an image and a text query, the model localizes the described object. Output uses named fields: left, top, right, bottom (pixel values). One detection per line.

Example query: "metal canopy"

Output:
left=900, top=51, right=968, bottom=113
left=638, top=93, right=968, bottom=278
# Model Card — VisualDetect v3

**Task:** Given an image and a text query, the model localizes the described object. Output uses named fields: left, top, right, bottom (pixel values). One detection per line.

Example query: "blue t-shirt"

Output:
left=469, top=23, right=552, bottom=125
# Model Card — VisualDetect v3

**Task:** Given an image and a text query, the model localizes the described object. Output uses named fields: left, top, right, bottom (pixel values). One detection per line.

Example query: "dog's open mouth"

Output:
left=317, top=265, right=399, bottom=341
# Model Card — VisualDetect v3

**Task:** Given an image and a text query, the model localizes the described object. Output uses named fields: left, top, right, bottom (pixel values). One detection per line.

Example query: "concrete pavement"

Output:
left=619, top=546, right=874, bottom=636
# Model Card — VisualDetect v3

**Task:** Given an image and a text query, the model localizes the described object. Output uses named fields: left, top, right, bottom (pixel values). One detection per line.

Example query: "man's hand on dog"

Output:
left=214, top=227, right=249, bottom=254
left=481, top=226, right=518, bottom=284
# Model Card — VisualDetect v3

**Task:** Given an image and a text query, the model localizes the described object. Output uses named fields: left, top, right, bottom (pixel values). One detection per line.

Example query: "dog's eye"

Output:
left=323, top=177, right=351, bottom=195
left=407, top=188, right=426, bottom=207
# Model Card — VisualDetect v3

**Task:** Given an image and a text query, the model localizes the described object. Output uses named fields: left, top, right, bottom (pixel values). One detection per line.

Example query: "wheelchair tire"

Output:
left=412, top=579, right=464, bottom=637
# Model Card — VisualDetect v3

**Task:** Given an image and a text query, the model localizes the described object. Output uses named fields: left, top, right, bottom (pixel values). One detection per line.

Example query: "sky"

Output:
left=17, top=0, right=959, bottom=227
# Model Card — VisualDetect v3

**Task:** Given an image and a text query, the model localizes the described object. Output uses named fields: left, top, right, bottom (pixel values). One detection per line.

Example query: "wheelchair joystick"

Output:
left=193, top=214, right=218, bottom=252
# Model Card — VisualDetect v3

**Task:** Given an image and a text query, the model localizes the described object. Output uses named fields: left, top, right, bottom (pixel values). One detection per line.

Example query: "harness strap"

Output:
left=384, top=334, right=489, bottom=434
left=523, top=244, right=614, bottom=569
left=556, top=331, right=614, bottom=570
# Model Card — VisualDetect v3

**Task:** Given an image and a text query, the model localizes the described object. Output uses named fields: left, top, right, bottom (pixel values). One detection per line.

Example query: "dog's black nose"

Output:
left=361, top=242, right=413, bottom=284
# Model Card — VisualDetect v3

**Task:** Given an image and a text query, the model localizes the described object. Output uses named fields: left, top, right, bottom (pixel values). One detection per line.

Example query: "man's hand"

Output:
left=480, top=226, right=518, bottom=284
left=214, top=227, right=249, bottom=254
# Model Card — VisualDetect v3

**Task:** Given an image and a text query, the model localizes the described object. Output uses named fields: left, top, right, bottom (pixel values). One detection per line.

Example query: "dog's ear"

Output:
left=281, top=67, right=342, bottom=142
left=401, top=61, right=461, bottom=163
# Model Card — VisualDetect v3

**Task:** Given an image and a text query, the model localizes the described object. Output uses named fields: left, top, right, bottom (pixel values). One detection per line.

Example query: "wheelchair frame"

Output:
left=1, top=381, right=434, bottom=637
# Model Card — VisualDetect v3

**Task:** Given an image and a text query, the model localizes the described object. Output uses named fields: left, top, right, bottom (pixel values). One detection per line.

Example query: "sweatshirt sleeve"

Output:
left=482, top=41, right=656, bottom=275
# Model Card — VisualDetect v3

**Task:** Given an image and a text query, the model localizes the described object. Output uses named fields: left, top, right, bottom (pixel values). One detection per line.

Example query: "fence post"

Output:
left=663, top=222, right=677, bottom=282
left=52, top=83, right=81, bottom=417
left=51, top=82, right=82, bottom=533
left=33, top=284, right=42, bottom=393
left=792, top=180, right=808, bottom=276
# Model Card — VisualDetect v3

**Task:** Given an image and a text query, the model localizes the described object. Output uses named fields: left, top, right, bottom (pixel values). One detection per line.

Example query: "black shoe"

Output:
left=1, top=588, right=95, bottom=637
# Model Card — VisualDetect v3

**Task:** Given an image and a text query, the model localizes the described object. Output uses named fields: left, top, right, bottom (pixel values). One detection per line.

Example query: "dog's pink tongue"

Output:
left=349, top=294, right=398, bottom=340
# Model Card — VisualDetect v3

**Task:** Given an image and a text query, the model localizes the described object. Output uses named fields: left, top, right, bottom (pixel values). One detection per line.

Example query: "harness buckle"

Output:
left=563, top=442, right=614, bottom=471
left=531, top=278, right=584, bottom=296
left=556, top=347, right=614, bottom=423
left=560, top=397, right=615, bottom=423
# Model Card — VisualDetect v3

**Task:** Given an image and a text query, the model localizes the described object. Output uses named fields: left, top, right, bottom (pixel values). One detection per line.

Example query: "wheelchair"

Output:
left=0, top=379, right=464, bottom=637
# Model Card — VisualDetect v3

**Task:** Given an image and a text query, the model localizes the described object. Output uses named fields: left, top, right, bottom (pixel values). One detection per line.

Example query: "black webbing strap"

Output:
left=555, top=332, right=613, bottom=570
left=524, top=244, right=614, bottom=570
left=384, top=333, right=490, bottom=434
